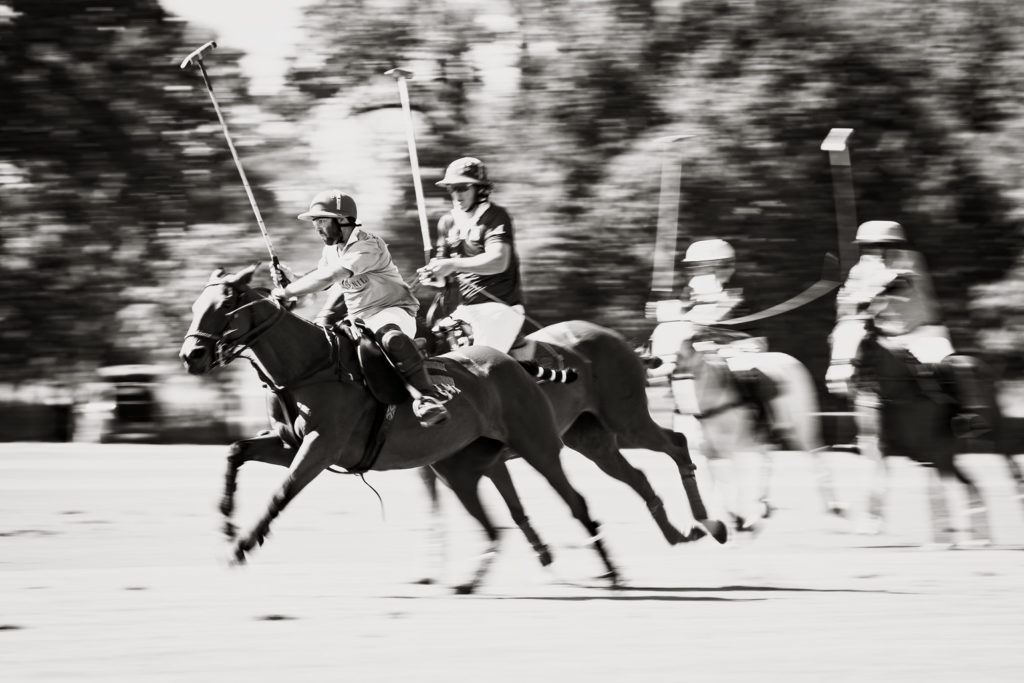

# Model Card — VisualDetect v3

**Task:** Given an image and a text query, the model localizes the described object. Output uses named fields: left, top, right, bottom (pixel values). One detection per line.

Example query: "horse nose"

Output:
left=180, top=344, right=209, bottom=374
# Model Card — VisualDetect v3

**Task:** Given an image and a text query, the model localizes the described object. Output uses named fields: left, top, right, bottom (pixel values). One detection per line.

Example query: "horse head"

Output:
left=179, top=263, right=275, bottom=375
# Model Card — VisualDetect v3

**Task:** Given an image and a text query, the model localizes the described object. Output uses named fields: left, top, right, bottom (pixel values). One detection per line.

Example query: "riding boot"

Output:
left=376, top=324, right=451, bottom=427
left=936, top=356, right=989, bottom=439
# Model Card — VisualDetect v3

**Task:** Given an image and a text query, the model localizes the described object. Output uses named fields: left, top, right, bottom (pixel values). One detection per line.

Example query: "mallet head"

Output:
left=180, top=41, right=217, bottom=70
left=385, top=68, right=414, bottom=80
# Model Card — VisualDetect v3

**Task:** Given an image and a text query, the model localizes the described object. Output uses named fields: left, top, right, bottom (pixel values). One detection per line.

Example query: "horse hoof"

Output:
left=222, top=521, right=237, bottom=540
left=537, top=547, right=554, bottom=567
left=679, top=526, right=707, bottom=543
left=453, top=583, right=475, bottom=595
left=412, top=577, right=436, bottom=585
left=597, top=571, right=624, bottom=589
left=759, top=499, right=774, bottom=519
left=701, top=519, right=729, bottom=544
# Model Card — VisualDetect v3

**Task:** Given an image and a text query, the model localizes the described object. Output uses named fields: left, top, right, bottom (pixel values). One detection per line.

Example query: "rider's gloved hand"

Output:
left=417, top=261, right=448, bottom=288
left=270, top=287, right=297, bottom=305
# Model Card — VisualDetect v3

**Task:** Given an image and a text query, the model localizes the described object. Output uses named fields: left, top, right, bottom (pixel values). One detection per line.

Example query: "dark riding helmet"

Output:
left=436, top=157, right=493, bottom=200
left=298, top=190, right=361, bottom=226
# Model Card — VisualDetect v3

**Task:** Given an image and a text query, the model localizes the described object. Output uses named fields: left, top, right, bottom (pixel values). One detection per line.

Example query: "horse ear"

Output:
left=238, top=262, right=262, bottom=283
left=209, top=268, right=225, bottom=283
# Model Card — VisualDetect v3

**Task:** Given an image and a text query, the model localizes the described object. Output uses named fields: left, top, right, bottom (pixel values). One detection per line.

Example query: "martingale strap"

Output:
left=340, top=403, right=397, bottom=475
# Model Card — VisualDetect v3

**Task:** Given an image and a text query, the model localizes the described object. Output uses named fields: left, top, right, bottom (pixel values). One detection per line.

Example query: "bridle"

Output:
left=183, top=280, right=287, bottom=369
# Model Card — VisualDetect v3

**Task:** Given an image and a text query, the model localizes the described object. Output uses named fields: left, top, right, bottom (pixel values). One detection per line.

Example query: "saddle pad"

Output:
left=424, top=358, right=457, bottom=392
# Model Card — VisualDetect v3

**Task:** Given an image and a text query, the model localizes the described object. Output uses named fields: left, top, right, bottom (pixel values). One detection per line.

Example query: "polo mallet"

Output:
left=650, top=134, right=692, bottom=296
left=180, top=41, right=287, bottom=289
left=821, top=127, right=858, bottom=281
left=385, top=68, right=433, bottom=265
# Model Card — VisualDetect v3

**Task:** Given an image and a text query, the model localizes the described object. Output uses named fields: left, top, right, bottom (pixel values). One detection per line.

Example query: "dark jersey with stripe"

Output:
left=435, top=202, right=523, bottom=306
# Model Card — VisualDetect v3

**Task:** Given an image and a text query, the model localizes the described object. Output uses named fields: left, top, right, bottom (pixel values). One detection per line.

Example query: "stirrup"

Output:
left=413, top=395, right=450, bottom=427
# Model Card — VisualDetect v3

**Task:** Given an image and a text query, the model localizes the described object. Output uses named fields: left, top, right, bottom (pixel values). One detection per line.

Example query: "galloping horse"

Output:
left=421, top=303, right=728, bottom=552
left=648, top=320, right=841, bottom=530
left=827, top=314, right=1023, bottom=542
left=179, top=264, right=622, bottom=593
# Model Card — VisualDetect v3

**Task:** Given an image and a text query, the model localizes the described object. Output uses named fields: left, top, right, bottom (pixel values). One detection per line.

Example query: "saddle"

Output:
left=331, top=320, right=457, bottom=406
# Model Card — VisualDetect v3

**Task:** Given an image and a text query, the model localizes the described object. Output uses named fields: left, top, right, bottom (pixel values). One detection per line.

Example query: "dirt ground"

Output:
left=2, top=441, right=1023, bottom=683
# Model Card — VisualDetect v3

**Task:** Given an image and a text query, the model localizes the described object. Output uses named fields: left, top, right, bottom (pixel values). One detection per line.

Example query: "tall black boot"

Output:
left=936, top=355, right=989, bottom=439
left=376, top=324, right=450, bottom=427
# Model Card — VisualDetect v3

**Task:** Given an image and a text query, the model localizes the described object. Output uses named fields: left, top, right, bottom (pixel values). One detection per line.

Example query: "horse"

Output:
left=417, top=300, right=729, bottom=559
left=179, top=264, right=622, bottom=593
left=646, top=320, right=843, bottom=532
left=826, top=313, right=1024, bottom=544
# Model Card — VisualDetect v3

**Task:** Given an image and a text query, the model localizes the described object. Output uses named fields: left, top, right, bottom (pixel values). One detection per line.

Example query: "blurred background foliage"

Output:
left=2, top=0, right=1023, bottom=397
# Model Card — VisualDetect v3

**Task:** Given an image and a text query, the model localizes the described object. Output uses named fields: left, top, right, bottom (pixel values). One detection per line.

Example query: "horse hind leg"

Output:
left=508, top=432, right=623, bottom=588
left=563, top=413, right=693, bottom=545
left=936, top=459, right=982, bottom=548
left=221, top=432, right=295, bottom=540
left=618, top=422, right=728, bottom=544
left=430, top=441, right=506, bottom=595
left=486, top=459, right=554, bottom=566
left=414, top=466, right=447, bottom=585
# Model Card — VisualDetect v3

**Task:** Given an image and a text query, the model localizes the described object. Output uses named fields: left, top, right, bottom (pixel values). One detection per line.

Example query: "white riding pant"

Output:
left=452, top=302, right=525, bottom=354
left=358, top=307, right=417, bottom=338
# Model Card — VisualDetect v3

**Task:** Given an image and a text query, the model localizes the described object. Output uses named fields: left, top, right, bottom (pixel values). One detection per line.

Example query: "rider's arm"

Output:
left=438, top=241, right=511, bottom=276
left=281, top=267, right=340, bottom=298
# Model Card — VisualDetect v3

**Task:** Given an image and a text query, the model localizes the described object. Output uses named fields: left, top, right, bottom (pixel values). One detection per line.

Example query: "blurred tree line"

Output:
left=2, top=0, right=1023, bottom=395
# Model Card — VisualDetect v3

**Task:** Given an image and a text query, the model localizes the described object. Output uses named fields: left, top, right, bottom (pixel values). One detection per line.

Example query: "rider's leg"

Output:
left=935, top=355, right=989, bottom=438
left=374, top=322, right=450, bottom=427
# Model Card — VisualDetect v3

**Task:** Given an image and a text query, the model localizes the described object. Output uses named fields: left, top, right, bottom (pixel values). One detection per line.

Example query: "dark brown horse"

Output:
left=421, top=307, right=729, bottom=559
left=828, top=314, right=1024, bottom=542
left=179, top=264, right=621, bottom=593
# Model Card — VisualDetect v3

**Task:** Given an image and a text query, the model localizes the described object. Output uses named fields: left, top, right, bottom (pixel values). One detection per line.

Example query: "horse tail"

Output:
left=518, top=360, right=578, bottom=384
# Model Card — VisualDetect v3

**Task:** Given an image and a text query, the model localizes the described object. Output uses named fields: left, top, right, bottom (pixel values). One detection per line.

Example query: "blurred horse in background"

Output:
left=179, top=264, right=622, bottom=593
left=827, top=314, right=1024, bottom=544
left=645, top=320, right=843, bottom=533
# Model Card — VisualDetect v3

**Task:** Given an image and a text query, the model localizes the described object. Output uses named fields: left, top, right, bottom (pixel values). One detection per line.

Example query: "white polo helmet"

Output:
left=683, top=239, right=735, bottom=264
left=855, top=220, right=905, bottom=244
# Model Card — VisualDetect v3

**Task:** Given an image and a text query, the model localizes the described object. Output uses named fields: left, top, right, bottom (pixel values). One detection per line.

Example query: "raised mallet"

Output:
left=385, top=68, right=432, bottom=265
left=180, top=41, right=287, bottom=288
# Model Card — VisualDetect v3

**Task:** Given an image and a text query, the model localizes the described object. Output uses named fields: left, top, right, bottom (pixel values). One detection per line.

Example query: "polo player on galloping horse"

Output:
left=825, top=220, right=989, bottom=439
left=649, top=238, right=782, bottom=444
left=271, top=189, right=453, bottom=427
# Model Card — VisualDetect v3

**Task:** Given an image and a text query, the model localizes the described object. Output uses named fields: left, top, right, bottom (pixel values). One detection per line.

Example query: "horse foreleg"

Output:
left=221, top=433, right=294, bottom=540
left=233, top=431, right=331, bottom=564
left=431, top=445, right=503, bottom=595
left=486, top=459, right=553, bottom=566
left=563, top=414, right=690, bottom=545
